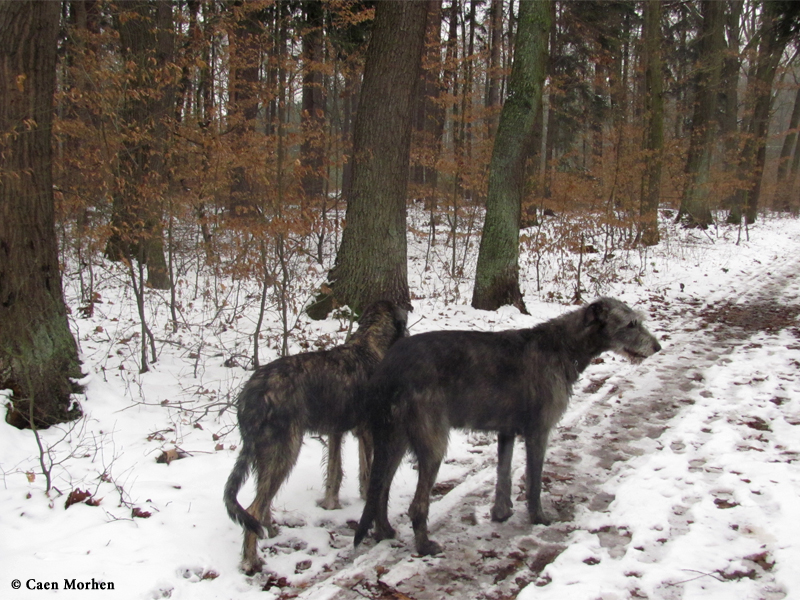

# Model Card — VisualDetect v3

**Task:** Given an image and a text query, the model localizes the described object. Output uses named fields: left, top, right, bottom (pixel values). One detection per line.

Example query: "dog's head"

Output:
left=354, top=300, right=409, bottom=356
left=584, top=297, right=661, bottom=363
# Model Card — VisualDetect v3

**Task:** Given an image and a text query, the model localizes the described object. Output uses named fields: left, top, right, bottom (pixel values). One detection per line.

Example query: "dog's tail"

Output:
left=224, top=441, right=265, bottom=538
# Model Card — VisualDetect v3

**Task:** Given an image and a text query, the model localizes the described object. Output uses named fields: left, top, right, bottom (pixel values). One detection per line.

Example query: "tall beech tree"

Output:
left=323, top=1, right=429, bottom=313
left=486, top=0, right=504, bottom=140
left=677, top=0, right=723, bottom=228
left=639, top=0, right=664, bottom=246
left=0, top=1, right=82, bottom=427
left=472, top=0, right=550, bottom=313
left=227, top=1, right=262, bottom=217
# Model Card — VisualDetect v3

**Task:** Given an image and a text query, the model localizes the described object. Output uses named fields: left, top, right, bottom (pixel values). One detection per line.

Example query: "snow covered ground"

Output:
left=2, top=213, right=800, bottom=600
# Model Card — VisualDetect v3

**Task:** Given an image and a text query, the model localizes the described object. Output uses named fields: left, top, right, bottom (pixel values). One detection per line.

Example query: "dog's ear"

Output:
left=584, top=299, right=609, bottom=326
left=394, top=306, right=409, bottom=337
left=394, top=306, right=408, bottom=322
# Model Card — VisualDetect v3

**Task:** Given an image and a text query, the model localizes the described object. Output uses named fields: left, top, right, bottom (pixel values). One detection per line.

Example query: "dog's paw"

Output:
left=491, top=502, right=513, bottom=522
left=317, top=497, right=342, bottom=511
left=242, top=557, right=265, bottom=576
left=530, top=510, right=552, bottom=526
left=416, top=540, right=443, bottom=556
left=374, top=523, right=396, bottom=542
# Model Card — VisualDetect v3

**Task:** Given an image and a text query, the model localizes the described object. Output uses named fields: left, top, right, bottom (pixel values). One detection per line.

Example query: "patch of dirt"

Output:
left=698, top=301, right=800, bottom=335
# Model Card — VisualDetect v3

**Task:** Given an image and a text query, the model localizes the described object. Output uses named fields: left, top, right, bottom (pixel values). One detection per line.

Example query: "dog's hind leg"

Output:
left=354, top=428, right=405, bottom=547
left=491, top=432, right=515, bottom=522
left=373, top=434, right=405, bottom=541
left=257, top=429, right=303, bottom=535
left=408, top=419, right=448, bottom=556
left=319, top=432, right=344, bottom=510
left=241, top=494, right=265, bottom=575
left=241, top=426, right=303, bottom=573
left=356, top=425, right=373, bottom=501
left=524, top=428, right=552, bottom=525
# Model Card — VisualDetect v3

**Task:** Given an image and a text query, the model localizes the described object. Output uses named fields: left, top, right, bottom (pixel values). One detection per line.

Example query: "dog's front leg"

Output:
left=491, top=432, right=515, bottom=522
left=524, top=429, right=552, bottom=526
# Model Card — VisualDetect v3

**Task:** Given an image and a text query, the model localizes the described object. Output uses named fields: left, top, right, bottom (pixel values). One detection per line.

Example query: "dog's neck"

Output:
left=569, top=339, right=607, bottom=379
left=348, top=329, right=395, bottom=363
left=546, top=318, right=607, bottom=382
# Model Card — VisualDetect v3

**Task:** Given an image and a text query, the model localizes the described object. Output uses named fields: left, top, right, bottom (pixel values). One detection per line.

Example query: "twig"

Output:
left=668, top=569, right=725, bottom=586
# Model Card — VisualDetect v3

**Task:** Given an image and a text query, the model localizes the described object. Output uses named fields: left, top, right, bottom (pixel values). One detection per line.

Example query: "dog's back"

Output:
left=368, top=326, right=573, bottom=435
left=238, top=344, right=373, bottom=439
left=238, top=299, right=408, bottom=438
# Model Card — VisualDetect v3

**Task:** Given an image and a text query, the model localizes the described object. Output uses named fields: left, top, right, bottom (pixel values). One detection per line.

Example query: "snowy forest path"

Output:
left=263, top=251, right=800, bottom=600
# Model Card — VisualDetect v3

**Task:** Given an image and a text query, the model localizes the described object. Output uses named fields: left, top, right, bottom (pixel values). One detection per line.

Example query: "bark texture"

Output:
left=0, top=1, right=83, bottom=427
left=326, top=1, right=429, bottom=313
left=677, top=0, right=723, bottom=228
left=639, top=0, right=663, bottom=246
left=472, top=0, right=550, bottom=313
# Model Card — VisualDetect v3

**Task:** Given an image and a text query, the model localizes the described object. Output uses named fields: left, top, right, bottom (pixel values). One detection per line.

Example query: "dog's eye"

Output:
left=627, top=321, right=637, bottom=329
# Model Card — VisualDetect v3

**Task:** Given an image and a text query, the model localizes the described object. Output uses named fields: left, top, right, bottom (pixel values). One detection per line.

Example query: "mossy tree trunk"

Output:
left=471, top=0, right=550, bottom=313
left=324, top=1, right=428, bottom=314
left=0, top=1, right=83, bottom=428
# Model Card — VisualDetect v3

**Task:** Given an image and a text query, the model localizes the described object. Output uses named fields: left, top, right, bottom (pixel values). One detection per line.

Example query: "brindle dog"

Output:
left=225, top=300, right=408, bottom=573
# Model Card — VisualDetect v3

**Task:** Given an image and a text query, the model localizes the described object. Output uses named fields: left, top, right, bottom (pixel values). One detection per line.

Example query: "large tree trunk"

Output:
left=471, top=0, right=551, bottom=313
left=639, top=0, right=663, bottom=246
left=677, top=0, right=723, bottom=228
left=0, top=1, right=83, bottom=428
left=324, top=1, right=428, bottom=314
left=718, top=0, right=743, bottom=210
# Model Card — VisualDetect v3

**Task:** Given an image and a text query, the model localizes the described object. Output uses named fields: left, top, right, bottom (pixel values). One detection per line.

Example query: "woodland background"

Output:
left=2, top=0, right=800, bottom=427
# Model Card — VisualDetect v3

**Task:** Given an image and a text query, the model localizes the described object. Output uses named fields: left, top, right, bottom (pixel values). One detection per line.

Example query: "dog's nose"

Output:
left=653, top=340, right=662, bottom=353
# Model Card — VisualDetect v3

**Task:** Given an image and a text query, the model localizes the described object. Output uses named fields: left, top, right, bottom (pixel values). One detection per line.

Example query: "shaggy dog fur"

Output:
left=354, top=298, right=660, bottom=556
left=224, top=300, right=408, bottom=573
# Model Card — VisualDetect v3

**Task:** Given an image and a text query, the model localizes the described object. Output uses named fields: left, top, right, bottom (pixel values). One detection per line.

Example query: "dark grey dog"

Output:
left=354, top=297, right=660, bottom=556
left=224, top=300, right=408, bottom=573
